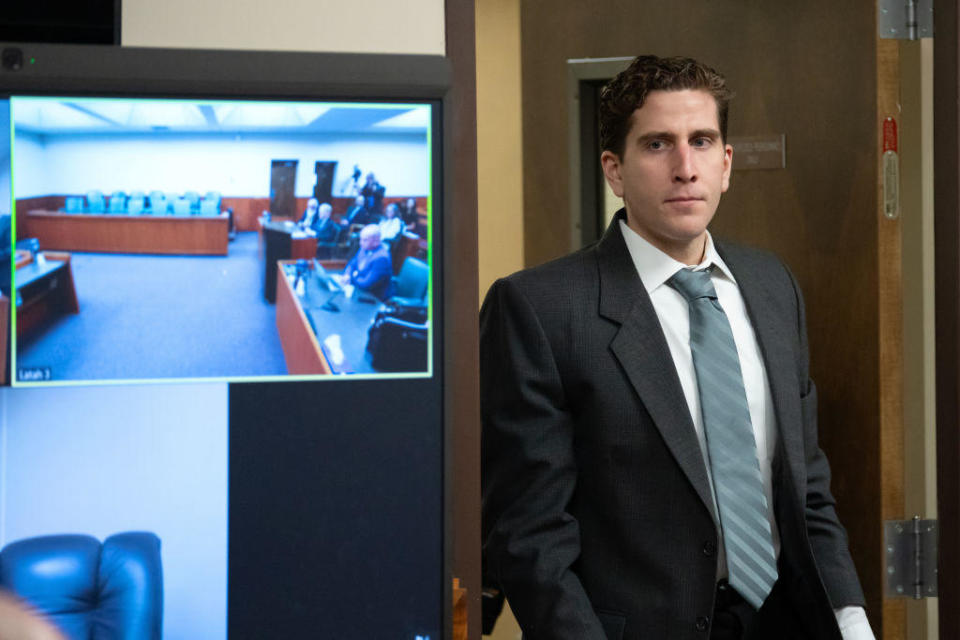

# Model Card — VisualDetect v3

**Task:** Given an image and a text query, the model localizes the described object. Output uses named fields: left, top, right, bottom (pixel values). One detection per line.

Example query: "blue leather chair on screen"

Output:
left=0, top=532, right=163, bottom=640
left=127, top=196, right=145, bottom=215
left=205, top=190, right=221, bottom=210
left=65, top=197, right=84, bottom=213
left=149, top=195, right=168, bottom=216
left=86, top=190, right=105, bottom=214
left=199, top=198, right=219, bottom=217
left=184, top=190, right=200, bottom=213
left=172, top=198, right=191, bottom=217
left=108, top=191, right=127, bottom=214
left=148, top=191, right=166, bottom=215
left=388, top=256, right=430, bottom=307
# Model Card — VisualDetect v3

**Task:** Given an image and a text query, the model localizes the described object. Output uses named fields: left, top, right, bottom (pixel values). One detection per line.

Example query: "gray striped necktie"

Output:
left=668, top=266, right=778, bottom=609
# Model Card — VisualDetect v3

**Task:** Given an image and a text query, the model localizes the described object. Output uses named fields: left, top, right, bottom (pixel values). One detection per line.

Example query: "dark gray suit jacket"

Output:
left=480, top=212, right=866, bottom=640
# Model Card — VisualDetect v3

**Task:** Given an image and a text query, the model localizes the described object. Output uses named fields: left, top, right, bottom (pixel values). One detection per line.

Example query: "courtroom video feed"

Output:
left=0, top=384, right=229, bottom=638
left=5, top=96, right=434, bottom=385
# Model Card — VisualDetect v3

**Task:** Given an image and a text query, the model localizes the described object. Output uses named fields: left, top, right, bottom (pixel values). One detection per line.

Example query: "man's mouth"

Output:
left=664, top=196, right=704, bottom=204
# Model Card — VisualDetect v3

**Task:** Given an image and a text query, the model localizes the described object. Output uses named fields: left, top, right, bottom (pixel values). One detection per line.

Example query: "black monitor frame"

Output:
left=0, top=42, right=456, bottom=637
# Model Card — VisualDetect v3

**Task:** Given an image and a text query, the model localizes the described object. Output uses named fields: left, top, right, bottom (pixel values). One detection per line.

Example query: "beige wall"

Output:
left=476, top=1, right=524, bottom=636
left=121, top=0, right=445, bottom=54
left=476, top=0, right=524, bottom=304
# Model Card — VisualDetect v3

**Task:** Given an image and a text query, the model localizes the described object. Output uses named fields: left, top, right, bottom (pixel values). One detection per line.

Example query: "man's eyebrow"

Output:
left=690, top=128, right=721, bottom=140
left=634, top=128, right=722, bottom=145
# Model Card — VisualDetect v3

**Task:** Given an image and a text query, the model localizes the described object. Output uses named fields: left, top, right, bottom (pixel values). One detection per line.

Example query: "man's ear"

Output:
left=720, top=143, right=733, bottom=192
left=600, top=150, right=625, bottom=198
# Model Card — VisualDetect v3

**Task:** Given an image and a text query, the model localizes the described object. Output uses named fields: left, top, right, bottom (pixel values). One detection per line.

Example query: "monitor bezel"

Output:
left=0, top=41, right=454, bottom=638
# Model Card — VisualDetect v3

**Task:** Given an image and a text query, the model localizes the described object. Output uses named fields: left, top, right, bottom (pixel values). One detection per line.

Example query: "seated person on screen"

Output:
left=345, top=195, right=374, bottom=226
left=378, top=203, right=405, bottom=242
left=400, top=197, right=420, bottom=234
left=298, top=198, right=320, bottom=228
left=313, top=202, right=342, bottom=243
left=338, top=225, right=392, bottom=299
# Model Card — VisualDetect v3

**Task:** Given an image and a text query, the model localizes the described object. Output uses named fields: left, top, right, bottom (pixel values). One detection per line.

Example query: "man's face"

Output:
left=319, top=204, right=331, bottom=220
left=360, top=227, right=381, bottom=250
left=601, top=89, right=732, bottom=263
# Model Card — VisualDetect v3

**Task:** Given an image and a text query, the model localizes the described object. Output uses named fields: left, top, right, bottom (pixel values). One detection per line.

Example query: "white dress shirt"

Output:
left=619, top=221, right=875, bottom=640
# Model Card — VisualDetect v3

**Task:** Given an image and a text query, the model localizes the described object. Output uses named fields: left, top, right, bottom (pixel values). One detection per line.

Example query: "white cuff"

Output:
left=834, top=606, right=875, bottom=640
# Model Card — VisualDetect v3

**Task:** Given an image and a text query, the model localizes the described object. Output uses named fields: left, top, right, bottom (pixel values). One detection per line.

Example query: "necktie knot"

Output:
left=668, top=267, right=717, bottom=302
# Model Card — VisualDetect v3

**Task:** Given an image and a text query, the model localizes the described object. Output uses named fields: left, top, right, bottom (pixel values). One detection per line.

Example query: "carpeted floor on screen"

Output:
left=16, top=231, right=287, bottom=381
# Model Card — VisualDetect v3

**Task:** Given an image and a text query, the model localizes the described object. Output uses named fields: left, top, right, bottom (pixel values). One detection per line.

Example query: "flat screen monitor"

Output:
left=0, top=43, right=451, bottom=640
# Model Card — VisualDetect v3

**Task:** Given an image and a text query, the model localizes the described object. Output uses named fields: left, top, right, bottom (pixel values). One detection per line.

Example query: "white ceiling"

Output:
left=12, top=99, right=431, bottom=135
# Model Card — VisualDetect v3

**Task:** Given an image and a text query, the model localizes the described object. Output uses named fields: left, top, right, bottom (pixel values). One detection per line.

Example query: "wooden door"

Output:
left=520, top=1, right=919, bottom=637
left=270, top=159, right=298, bottom=218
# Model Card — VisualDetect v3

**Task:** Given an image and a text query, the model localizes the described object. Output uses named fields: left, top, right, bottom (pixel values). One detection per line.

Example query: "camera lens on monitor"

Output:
left=2, top=48, right=24, bottom=71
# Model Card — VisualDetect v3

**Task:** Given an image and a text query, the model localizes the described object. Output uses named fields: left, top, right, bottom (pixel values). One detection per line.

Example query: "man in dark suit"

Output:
left=481, top=56, right=874, bottom=640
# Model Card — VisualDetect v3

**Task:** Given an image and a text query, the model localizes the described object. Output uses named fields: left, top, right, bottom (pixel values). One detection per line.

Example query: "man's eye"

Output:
left=692, top=137, right=711, bottom=148
left=648, top=140, right=664, bottom=150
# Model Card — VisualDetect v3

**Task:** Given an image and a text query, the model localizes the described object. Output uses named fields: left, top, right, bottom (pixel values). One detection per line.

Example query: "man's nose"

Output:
left=673, top=144, right=697, bottom=183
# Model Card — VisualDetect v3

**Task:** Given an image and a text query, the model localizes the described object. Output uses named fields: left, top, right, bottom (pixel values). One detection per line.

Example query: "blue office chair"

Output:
left=0, top=532, right=163, bottom=640
left=205, top=191, right=221, bottom=210
left=86, top=190, right=105, bottom=214
left=149, top=195, right=168, bottom=215
left=108, top=191, right=127, bottom=214
left=147, top=191, right=165, bottom=215
left=127, top=196, right=145, bottom=215
left=64, top=197, right=84, bottom=214
left=184, top=191, right=200, bottom=212
left=199, top=198, right=219, bottom=217
left=388, top=256, right=429, bottom=307
left=172, top=198, right=191, bottom=216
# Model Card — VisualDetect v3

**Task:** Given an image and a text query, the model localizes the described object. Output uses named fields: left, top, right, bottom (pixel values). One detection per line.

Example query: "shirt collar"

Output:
left=617, top=219, right=736, bottom=295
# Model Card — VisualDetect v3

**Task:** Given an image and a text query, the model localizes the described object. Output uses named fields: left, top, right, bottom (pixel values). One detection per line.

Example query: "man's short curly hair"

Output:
left=599, top=55, right=733, bottom=157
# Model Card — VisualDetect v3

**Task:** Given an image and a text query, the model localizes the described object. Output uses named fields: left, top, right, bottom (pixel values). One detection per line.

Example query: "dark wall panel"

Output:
left=228, top=379, right=443, bottom=639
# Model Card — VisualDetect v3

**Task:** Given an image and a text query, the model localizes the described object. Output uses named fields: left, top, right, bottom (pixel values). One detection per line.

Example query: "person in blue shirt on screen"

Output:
left=338, top=224, right=393, bottom=299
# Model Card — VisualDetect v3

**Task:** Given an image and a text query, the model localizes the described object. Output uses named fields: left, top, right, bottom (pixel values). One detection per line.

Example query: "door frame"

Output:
left=933, top=0, right=959, bottom=637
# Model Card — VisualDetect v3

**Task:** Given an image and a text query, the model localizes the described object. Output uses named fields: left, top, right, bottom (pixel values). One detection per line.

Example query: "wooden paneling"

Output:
left=520, top=0, right=885, bottom=630
left=21, top=210, right=228, bottom=255
left=223, top=197, right=271, bottom=231
left=16, top=195, right=66, bottom=212
left=224, top=196, right=430, bottom=232
left=274, top=262, right=331, bottom=376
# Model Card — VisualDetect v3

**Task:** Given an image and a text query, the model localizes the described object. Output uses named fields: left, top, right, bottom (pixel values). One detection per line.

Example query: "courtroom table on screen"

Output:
left=21, top=210, right=229, bottom=255
left=275, top=261, right=379, bottom=375
left=15, top=251, right=80, bottom=339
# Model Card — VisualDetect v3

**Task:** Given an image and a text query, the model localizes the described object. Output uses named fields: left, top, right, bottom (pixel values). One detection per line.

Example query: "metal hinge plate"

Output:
left=879, top=0, right=933, bottom=39
left=884, top=517, right=938, bottom=598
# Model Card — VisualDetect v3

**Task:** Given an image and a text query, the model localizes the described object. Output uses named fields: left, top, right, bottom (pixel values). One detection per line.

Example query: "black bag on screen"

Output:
left=366, top=307, right=428, bottom=372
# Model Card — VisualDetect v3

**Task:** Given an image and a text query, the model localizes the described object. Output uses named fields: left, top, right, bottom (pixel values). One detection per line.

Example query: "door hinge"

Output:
left=879, top=0, right=933, bottom=39
left=884, top=516, right=938, bottom=598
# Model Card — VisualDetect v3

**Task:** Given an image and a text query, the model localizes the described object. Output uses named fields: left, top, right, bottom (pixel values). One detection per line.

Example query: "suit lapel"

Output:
left=716, top=242, right=806, bottom=506
left=597, top=215, right=717, bottom=520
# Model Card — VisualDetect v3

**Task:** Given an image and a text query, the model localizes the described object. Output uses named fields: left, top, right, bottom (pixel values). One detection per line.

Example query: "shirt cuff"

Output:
left=834, top=606, right=876, bottom=640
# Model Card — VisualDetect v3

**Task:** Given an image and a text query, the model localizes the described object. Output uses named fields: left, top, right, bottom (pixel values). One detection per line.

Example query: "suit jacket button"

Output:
left=702, top=541, right=717, bottom=556
left=695, top=616, right=710, bottom=632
